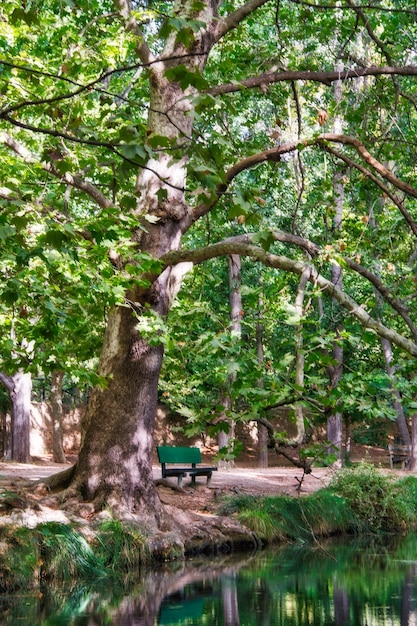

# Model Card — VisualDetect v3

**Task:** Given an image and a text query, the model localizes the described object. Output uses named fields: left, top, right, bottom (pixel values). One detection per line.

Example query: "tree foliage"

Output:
left=1, top=0, right=417, bottom=512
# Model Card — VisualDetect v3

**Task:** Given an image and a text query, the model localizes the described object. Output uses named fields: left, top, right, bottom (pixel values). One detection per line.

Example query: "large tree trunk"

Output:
left=68, top=17, right=214, bottom=522
left=50, top=370, right=66, bottom=464
left=71, top=306, right=166, bottom=520
left=0, top=370, right=31, bottom=463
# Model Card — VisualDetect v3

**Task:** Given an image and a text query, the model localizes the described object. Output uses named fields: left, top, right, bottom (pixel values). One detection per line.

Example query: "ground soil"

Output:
left=0, top=443, right=393, bottom=518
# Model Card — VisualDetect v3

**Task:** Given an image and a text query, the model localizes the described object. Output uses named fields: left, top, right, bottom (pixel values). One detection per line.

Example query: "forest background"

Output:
left=1, top=0, right=417, bottom=525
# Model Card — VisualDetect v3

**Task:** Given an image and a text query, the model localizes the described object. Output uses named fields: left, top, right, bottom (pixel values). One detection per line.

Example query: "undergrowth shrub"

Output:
left=329, top=462, right=417, bottom=533
left=218, top=463, right=417, bottom=543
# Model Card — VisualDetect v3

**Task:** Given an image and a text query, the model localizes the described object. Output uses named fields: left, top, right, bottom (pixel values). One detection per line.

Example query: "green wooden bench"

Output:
left=157, top=446, right=217, bottom=486
left=388, top=444, right=411, bottom=469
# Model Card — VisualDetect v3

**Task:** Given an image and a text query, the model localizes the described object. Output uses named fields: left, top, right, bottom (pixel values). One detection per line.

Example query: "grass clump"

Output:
left=217, top=490, right=350, bottom=544
left=95, top=519, right=147, bottom=574
left=329, top=462, right=417, bottom=533
left=36, top=522, right=103, bottom=581
left=0, top=519, right=148, bottom=591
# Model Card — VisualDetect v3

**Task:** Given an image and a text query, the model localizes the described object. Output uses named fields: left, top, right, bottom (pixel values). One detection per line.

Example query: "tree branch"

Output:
left=213, top=0, right=272, bottom=41
left=319, top=143, right=417, bottom=238
left=162, top=243, right=417, bottom=357
left=189, top=133, right=417, bottom=227
left=1, top=132, right=113, bottom=209
left=167, top=230, right=417, bottom=340
left=114, top=0, right=153, bottom=65
left=319, top=134, right=417, bottom=199
left=0, top=372, right=14, bottom=393
left=208, top=65, right=417, bottom=96
left=288, top=0, right=416, bottom=14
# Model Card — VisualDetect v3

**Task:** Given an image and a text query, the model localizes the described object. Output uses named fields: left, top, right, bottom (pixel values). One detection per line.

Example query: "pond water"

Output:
left=2, top=534, right=417, bottom=625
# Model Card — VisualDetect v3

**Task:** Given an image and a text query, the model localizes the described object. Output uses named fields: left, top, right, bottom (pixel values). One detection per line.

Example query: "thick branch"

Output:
left=162, top=243, right=417, bottom=357
left=319, top=134, right=417, bottom=200
left=0, top=372, right=14, bottom=393
left=320, top=143, right=417, bottom=238
left=214, top=0, right=272, bottom=41
left=114, top=0, right=153, bottom=65
left=190, top=133, right=417, bottom=228
left=184, top=231, right=417, bottom=340
left=208, top=65, right=417, bottom=96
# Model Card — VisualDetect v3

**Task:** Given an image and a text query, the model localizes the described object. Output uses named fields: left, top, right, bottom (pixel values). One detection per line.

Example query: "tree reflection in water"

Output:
left=2, top=535, right=417, bottom=625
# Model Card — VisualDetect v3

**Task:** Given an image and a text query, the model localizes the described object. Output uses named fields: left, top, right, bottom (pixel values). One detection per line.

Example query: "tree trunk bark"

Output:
left=326, top=61, right=345, bottom=466
left=381, top=337, right=411, bottom=446
left=50, top=370, right=66, bottom=464
left=256, top=277, right=268, bottom=468
left=218, top=255, right=242, bottom=467
left=68, top=24, right=214, bottom=521
left=292, top=267, right=310, bottom=445
left=409, top=413, right=417, bottom=471
left=0, top=370, right=31, bottom=463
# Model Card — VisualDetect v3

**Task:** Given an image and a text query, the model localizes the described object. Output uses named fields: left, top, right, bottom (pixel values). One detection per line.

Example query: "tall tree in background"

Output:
left=2, top=0, right=417, bottom=523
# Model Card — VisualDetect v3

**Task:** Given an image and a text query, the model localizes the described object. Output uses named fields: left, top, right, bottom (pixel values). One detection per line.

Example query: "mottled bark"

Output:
left=256, top=278, right=268, bottom=468
left=410, top=413, right=417, bottom=472
left=292, top=268, right=310, bottom=446
left=0, top=370, right=31, bottom=463
left=381, top=337, right=411, bottom=446
left=69, top=1, right=219, bottom=522
left=326, top=67, right=344, bottom=465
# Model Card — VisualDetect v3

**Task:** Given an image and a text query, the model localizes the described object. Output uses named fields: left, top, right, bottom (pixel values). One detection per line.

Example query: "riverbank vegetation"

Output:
left=218, top=464, right=417, bottom=544
left=2, top=464, right=417, bottom=591
left=0, top=519, right=147, bottom=592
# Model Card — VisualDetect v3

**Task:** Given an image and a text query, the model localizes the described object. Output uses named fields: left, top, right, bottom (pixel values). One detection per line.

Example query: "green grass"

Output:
left=0, top=519, right=149, bottom=591
left=217, top=463, right=417, bottom=544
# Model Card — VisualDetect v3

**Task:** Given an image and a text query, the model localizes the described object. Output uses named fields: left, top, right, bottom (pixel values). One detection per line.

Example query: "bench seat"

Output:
left=388, top=444, right=411, bottom=469
left=157, top=446, right=217, bottom=486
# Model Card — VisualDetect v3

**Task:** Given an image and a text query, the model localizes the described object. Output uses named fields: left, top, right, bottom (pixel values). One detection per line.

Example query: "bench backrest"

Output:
left=157, top=446, right=202, bottom=464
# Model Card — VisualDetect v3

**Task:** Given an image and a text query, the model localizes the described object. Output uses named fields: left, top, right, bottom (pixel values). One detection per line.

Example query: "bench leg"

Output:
left=191, top=474, right=196, bottom=485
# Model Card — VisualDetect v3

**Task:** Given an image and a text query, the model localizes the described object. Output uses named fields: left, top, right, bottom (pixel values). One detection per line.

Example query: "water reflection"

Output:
left=2, top=535, right=417, bottom=625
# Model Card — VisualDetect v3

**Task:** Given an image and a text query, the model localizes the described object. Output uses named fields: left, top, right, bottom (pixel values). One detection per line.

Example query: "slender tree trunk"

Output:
left=0, top=370, right=31, bottom=463
left=256, top=276, right=268, bottom=468
left=50, top=370, right=66, bottom=464
left=410, top=413, right=417, bottom=471
left=381, top=337, right=411, bottom=445
left=219, top=255, right=242, bottom=467
left=326, top=61, right=344, bottom=466
left=292, top=267, right=310, bottom=445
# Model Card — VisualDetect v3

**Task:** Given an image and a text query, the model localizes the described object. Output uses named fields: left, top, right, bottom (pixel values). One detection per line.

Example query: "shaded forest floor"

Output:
left=0, top=443, right=399, bottom=518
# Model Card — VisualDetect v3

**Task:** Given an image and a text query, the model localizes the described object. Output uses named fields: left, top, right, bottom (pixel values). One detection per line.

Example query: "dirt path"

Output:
left=0, top=460, right=334, bottom=515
